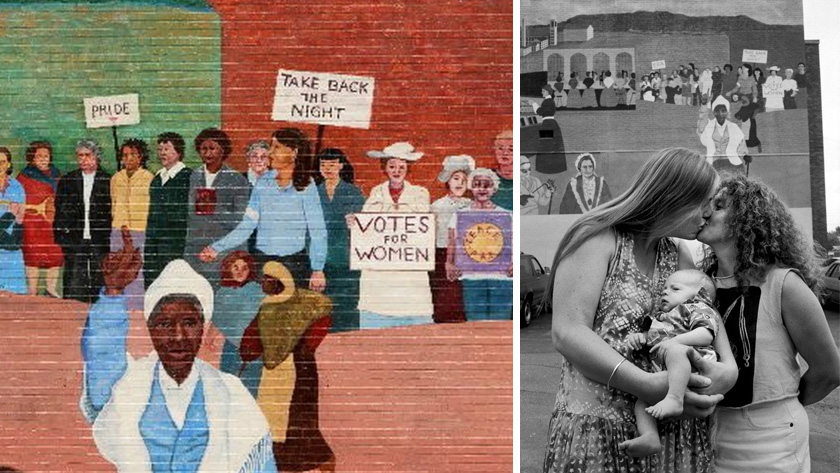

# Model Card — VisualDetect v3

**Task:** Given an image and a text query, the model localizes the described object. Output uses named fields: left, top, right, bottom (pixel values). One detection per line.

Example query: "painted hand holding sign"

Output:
left=272, top=69, right=375, bottom=129
left=83, top=93, right=140, bottom=128
left=349, top=212, right=435, bottom=271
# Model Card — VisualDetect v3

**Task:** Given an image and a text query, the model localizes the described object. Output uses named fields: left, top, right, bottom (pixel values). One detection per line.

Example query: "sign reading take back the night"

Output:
left=83, top=93, right=140, bottom=129
left=272, top=69, right=375, bottom=129
left=742, top=49, right=768, bottom=64
left=349, top=213, right=435, bottom=271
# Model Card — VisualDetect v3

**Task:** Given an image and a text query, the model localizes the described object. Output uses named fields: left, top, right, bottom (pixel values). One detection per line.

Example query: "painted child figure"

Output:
left=620, top=269, right=720, bottom=457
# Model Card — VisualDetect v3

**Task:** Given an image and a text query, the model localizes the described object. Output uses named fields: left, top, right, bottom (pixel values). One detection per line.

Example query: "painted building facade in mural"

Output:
left=521, top=3, right=813, bottom=269
left=0, top=0, right=513, bottom=471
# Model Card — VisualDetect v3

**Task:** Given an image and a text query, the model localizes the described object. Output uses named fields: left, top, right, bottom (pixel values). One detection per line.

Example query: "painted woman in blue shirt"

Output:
left=201, top=128, right=327, bottom=293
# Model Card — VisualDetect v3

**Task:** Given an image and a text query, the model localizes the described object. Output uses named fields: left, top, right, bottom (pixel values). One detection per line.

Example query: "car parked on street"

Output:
left=821, top=258, right=840, bottom=307
left=520, top=252, right=550, bottom=327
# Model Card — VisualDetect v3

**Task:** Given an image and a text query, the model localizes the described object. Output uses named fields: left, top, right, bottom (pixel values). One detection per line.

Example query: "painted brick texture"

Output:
left=0, top=0, right=514, bottom=471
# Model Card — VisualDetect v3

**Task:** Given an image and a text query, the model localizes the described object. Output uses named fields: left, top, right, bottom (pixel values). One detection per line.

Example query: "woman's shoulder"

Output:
left=577, top=226, right=618, bottom=255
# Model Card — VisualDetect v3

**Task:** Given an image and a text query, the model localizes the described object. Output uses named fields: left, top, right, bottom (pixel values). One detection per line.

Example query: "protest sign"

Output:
left=651, top=60, right=666, bottom=70
left=83, top=93, right=140, bottom=129
left=764, top=80, right=785, bottom=98
left=742, top=49, right=768, bottom=64
left=454, top=211, right=512, bottom=274
left=350, top=213, right=435, bottom=270
left=272, top=69, right=375, bottom=129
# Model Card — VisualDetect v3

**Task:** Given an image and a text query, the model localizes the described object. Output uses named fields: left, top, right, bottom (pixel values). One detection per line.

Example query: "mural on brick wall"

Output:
left=0, top=0, right=513, bottom=471
left=520, top=1, right=832, bottom=472
left=520, top=1, right=812, bottom=243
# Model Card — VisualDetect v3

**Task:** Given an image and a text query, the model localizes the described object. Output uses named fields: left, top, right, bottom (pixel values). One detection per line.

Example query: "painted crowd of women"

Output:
left=546, top=61, right=807, bottom=111
left=1, top=126, right=514, bottom=472
left=0, top=128, right=514, bottom=327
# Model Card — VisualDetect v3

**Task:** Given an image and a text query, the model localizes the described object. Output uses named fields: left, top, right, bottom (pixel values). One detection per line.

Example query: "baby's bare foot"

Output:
left=645, top=394, right=684, bottom=419
left=619, top=432, right=662, bottom=457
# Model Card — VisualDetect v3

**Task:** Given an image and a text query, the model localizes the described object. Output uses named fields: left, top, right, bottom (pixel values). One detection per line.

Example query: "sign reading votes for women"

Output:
left=83, top=93, right=140, bottom=129
left=272, top=69, right=375, bottom=129
left=349, top=213, right=435, bottom=271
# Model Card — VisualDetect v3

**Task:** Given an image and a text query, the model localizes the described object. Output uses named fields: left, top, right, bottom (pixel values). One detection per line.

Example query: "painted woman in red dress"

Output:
left=16, top=141, right=63, bottom=297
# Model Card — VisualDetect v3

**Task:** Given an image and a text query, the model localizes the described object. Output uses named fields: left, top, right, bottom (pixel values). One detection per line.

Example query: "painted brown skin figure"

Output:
left=104, top=227, right=203, bottom=385
left=241, top=262, right=335, bottom=472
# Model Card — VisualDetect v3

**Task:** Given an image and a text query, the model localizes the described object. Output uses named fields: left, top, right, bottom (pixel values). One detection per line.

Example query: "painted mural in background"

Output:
left=520, top=1, right=812, bottom=269
left=0, top=0, right=513, bottom=471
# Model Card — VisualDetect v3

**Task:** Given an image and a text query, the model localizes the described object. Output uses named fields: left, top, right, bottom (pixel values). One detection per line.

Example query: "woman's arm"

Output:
left=209, top=183, right=261, bottom=254
left=551, top=229, right=664, bottom=404
left=781, top=272, right=840, bottom=405
left=302, top=183, right=328, bottom=274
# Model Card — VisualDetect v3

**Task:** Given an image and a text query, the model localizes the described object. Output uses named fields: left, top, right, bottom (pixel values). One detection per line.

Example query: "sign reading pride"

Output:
left=349, top=213, right=435, bottom=270
left=272, top=69, right=375, bottom=129
left=83, top=93, right=140, bottom=129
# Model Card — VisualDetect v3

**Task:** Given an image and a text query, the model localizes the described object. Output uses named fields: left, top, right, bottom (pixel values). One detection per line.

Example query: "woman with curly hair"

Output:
left=697, top=173, right=840, bottom=473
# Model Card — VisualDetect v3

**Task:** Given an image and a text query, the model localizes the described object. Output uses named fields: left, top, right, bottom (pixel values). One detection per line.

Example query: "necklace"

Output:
left=713, top=272, right=735, bottom=282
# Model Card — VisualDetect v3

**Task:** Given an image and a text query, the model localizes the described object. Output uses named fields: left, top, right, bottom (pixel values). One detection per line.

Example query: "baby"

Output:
left=619, top=269, right=720, bottom=457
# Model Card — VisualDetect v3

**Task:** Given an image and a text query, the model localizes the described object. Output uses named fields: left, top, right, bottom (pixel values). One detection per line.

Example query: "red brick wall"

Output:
left=212, top=0, right=514, bottom=199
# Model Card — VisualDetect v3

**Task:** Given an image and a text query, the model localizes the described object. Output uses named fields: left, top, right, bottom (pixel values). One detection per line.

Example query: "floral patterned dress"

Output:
left=544, top=231, right=713, bottom=473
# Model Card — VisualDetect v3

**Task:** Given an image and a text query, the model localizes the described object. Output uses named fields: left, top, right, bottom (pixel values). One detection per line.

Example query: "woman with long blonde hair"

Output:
left=543, top=148, right=738, bottom=472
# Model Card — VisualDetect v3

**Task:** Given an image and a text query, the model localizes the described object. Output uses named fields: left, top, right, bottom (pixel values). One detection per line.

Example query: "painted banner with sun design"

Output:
left=454, top=211, right=512, bottom=273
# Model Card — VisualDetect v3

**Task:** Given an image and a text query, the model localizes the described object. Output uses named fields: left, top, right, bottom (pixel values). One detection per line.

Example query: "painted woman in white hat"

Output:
left=429, top=154, right=474, bottom=323
left=357, top=142, right=433, bottom=328
left=764, top=66, right=784, bottom=112
left=80, top=229, right=276, bottom=472
left=696, top=95, right=747, bottom=174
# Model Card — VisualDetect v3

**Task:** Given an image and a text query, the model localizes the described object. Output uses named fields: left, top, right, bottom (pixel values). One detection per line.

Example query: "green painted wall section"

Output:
left=0, top=3, right=220, bottom=174
left=0, top=1, right=211, bottom=10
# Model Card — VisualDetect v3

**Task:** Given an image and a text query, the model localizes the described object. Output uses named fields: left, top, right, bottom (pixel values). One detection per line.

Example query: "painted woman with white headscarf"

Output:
left=80, top=230, right=276, bottom=473
left=697, top=95, right=747, bottom=174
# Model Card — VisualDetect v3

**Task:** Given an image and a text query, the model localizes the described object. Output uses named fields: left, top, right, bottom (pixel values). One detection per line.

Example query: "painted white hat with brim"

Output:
left=367, top=142, right=424, bottom=161
left=768, top=65, right=781, bottom=72
left=437, top=155, right=475, bottom=182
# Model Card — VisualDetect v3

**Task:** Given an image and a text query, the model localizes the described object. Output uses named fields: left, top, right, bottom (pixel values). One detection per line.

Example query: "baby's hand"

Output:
left=651, top=338, right=679, bottom=357
left=627, top=333, right=647, bottom=351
